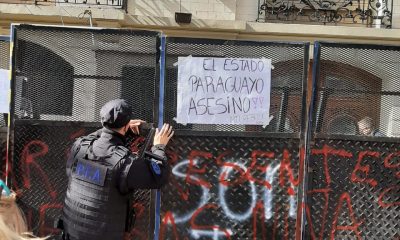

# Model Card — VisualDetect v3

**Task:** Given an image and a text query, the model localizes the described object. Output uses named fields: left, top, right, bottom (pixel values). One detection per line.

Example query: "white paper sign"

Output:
left=176, top=57, right=272, bottom=125
left=0, top=69, right=10, bottom=113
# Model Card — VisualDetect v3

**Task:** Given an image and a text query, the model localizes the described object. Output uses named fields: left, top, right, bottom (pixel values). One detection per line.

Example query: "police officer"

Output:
left=61, top=99, right=174, bottom=240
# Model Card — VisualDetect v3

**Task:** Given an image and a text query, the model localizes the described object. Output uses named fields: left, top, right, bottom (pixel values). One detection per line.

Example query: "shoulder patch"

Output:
left=150, top=161, right=161, bottom=175
left=73, top=159, right=108, bottom=186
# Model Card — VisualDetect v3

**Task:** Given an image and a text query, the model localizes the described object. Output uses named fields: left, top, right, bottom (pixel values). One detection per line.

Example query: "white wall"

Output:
left=236, top=0, right=258, bottom=21
left=128, top=0, right=237, bottom=21
left=127, top=0, right=400, bottom=28
left=393, top=0, right=400, bottom=28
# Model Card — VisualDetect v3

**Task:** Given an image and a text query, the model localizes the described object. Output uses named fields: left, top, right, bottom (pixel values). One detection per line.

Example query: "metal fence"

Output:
left=257, top=0, right=393, bottom=28
left=0, top=37, right=10, bottom=185
left=8, top=25, right=160, bottom=239
left=305, top=42, right=400, bottom=240
left=160, top=37, right=309, bottom=239
left=0, top=0, right=124, bottom=8
left=0, top=38, right=10, bottom=127
left=5, top=25, right=400, bottom=240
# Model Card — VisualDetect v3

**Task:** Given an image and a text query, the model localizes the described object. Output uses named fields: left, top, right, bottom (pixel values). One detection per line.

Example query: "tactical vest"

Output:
left=62, top=137, right=131, bottom=240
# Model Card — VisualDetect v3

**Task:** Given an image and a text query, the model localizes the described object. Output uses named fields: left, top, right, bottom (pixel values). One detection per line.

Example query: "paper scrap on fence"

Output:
left=0, top=69, right=10, bottom=113
left=176, top=57, right=272, bottom=125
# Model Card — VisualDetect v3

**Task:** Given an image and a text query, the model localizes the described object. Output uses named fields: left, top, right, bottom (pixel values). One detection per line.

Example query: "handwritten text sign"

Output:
left=176, top=57, right=271, bottom=125
left=0, top=69, right=10, bottom=113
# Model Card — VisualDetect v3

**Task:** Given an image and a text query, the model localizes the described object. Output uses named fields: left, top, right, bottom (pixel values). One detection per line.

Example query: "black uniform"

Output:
left=61, top=99, right=169, bottom=240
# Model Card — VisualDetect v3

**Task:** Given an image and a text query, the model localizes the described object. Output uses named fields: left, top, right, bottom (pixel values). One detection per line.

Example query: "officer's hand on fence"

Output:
left=154, top=123, right=174, bottom=145
left=129, top=119, right=145, bottom=135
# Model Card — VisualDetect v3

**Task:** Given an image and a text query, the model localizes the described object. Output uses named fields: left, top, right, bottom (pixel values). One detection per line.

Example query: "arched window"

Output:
left=327, top=114, right=357, bottom=135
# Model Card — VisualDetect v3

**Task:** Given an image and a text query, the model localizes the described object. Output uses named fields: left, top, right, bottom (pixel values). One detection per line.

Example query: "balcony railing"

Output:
left=0, top=0, right=124, bottom=8
left=257, top=0, right=393, bottom=28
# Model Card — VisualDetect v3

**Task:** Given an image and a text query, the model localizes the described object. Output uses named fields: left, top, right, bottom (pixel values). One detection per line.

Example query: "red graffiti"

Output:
left=129, top=136, right=145, bottom=153
left=21, top=140, right=57, bottom=200
left=384, top=152, right=400, bottom=178
left=217, top=151, right=247, bottom=187
left=126, top=203, right=147, bottom=240
left=170, top=176, right=190, bottom=201
left=133, top=203, right=145, bottom=218
left=65, top=129, right=87, bottom=160
left=69, top=128, right=86, bottom=140
left=26, top=208, right=33, bottom=230
left=351, top=151, right=379, bottom=187
left=378, top=186, right=400, bottom=208
left=330, top=192, right=362, bottom=240
left=300, top=202, right=315, bottom=240
left=272, top=203, right=280, bottom=239
left=252, top=201, right=266, bottom=240
left=294, top=148, right=306, bottom=240
left=311, top=145, right=352, bottom=186
left=305, top=188, right=331, bottom=240
left=186, top=150, right=212, bottom=188
left=283, top=204, right=290, bottom=240
left=127, top=229, right=146, bottom=240
left=38, top=203, right=63, bottom=236
left=159, top=211, right=179, bottom=240
left=279, top=148, right=305, bottom=195
left=247, top=150, right=274, bottom=189
left=167, top=150, right=179, bottom=165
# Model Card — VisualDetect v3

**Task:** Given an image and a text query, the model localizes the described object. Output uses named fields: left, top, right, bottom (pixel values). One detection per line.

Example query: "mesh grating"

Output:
left=9, top=26, right=400, bottom=240
left=306, top=138, right=400, bottom=240
left=0, top=39, right=10, bottom=69
left=12, top=25, right=158, bottom=122
left=161, top=136, right=301, bottom=239
left=313, top=43, right=400, bottom=138
left=164, top=38, right=308, bottom=133
left=161, top=37, right=308, bottom=238
left=10, top=25, right=161, bottom=239
left=11, top=124, right=152, bottom=238
left=0, top=39, right=10, bottom=127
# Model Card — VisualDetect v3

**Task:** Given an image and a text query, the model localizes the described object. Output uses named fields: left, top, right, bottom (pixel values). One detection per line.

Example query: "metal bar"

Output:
left=296, top=42, right=310, bottom=240
left=171, top=129, right=300, bottom=138
left=319, top=88, right=400, bottom=95
left=15, top=24, right=159, bottom=37
left=13, top=119, right=101, bottom=128
left=6, top=24, right=17, bottom=186
left=319, top=41, right=400, bottom=51
left=315, top=89, right=328, bottom=133
left=166, top=36, right=308, bottom=48
left=314, top=132, right=400, bottom=142
left=153, top=34, right=166, bottom=240
left=277, top=87, right=290, bottom=132
left=0, top=36, right=10, bottom=41
left=301, top=41, right=321, bottom=240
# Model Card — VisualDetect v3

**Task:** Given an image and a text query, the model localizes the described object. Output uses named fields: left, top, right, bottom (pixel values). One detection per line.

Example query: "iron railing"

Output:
left=0, top=0, right=123, bottom=7
left=257, top=0, right=393, bottom=28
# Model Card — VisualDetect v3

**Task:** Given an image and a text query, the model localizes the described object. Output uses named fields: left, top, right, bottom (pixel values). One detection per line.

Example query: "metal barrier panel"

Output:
left=0, top=38, right=10, bottom=127
left=0, top=128, right=6, bottom=179
left=0, top=37, right=10, bottom=178
left=307, top=138, right=400, bottom=240
left=161, top=37, right=309, bottom=239
left=306, top=42, right=400, bottom=239
left=9, top=25, right=160, bottom=239
left=312, top=42, right=400, bottom=138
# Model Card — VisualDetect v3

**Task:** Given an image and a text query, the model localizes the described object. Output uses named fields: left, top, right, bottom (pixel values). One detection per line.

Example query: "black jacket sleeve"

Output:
left=124, top=144, right=170, bottom=189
